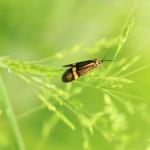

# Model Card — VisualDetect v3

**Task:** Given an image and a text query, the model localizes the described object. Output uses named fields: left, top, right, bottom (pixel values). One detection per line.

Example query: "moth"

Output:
left=62, top=59, right=112, bottom=83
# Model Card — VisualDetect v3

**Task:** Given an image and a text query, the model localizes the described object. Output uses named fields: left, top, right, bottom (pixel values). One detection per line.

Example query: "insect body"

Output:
left=62, top=59, right=102, bottom=83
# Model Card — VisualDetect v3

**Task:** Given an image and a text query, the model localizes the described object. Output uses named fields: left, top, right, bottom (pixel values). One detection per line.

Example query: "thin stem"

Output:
left=122, top=64, right=150, bottom=77
left=108, top=88, right=150, bottom=103
left=120, top=0, right=138, bottom=34
left=17, top=104, right=45, bottom=120
left=0, top=76, right=26, bottom=150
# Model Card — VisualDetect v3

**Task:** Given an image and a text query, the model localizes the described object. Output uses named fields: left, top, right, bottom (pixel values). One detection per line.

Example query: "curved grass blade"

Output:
left=0, top=76, right=26, bottom=150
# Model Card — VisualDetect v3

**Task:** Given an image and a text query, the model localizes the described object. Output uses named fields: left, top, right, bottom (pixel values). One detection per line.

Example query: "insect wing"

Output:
left=76, top=60, right=96, bottom=68
left=63, top=64, right=74, bottom=68
left=62, top=59, right=98, bottom=83
left=77, top=64, right=95, bottom=76
left=62, top=68, right=74, bottom=82
left=63, top=60, right=96, bottom=68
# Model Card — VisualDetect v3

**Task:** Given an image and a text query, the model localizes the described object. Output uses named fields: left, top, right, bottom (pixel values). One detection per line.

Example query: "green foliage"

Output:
left=0, top=17, right=145, bottom=150
left=0, top=1, right=150, bottom=150
left=0, top=77, right=25, bottom=150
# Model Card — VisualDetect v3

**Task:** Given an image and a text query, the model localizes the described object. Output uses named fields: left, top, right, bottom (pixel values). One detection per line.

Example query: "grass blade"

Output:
left=0, top=76, right=26, bottom=150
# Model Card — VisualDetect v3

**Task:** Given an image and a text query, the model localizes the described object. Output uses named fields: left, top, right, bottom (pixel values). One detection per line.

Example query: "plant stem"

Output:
left=0, top=76, right=26, bottom=150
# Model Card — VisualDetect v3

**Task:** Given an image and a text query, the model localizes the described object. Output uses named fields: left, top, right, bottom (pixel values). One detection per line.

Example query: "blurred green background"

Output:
left=0, top=0, right=150, bottom=150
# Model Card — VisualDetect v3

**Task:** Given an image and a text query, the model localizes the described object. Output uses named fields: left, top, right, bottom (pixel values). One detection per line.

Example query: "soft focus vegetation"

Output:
left=0, top=0, right=150, bottom=150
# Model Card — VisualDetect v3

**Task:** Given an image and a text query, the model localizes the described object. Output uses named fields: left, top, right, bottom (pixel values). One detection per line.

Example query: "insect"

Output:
left=62, top=59, right=112, bottom=83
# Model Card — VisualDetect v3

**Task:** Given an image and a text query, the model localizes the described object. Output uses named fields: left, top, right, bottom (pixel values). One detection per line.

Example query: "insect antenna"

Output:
left=101, top=48, right=111, bottom=61
left=101, top=49, right=114, bottom=62
left=101, top=59, right=114, bottom=62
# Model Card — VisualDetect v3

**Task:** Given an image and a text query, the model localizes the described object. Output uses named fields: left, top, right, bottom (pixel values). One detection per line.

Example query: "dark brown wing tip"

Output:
left=62, top=69, right=74, bottom=83
left=62, top=76, right=74, bottom=83
left=62, top=64, right=73, bottom=68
